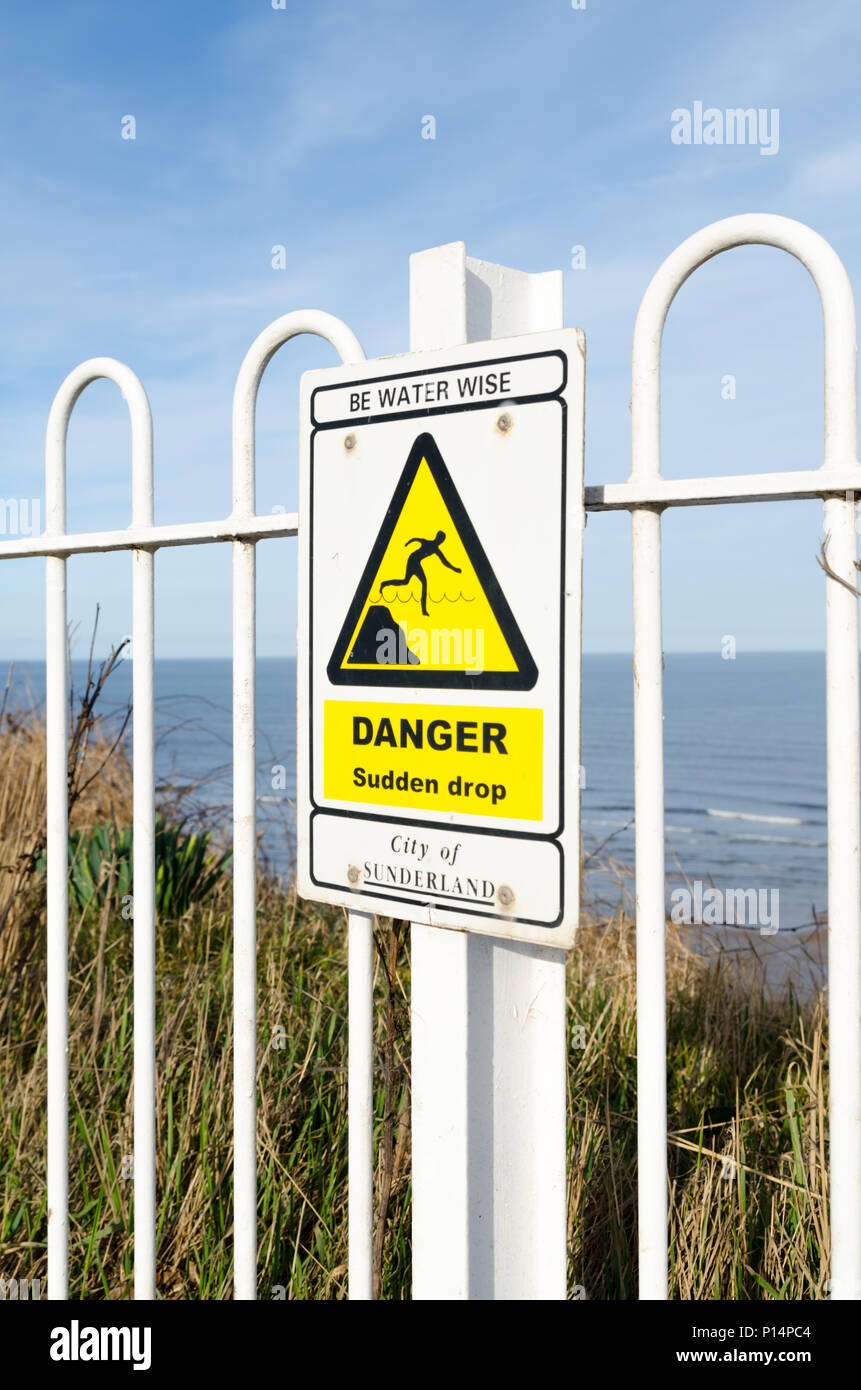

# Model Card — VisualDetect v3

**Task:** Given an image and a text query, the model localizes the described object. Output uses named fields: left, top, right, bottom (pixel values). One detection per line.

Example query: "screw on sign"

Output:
left=297, top=330, right=585, bottom=948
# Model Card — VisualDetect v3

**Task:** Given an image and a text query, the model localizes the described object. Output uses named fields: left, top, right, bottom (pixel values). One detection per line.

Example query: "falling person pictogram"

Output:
left=379, top=530, right=461, bottom=617
left=328, top=434, right=537, bottom=688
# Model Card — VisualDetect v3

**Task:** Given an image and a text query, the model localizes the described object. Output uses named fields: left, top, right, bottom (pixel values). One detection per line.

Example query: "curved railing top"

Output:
left=45, top=357, right=153, bottom=532
left=231, top=309, right=366, bottom=518
left=630, top=213, right=859, bottom=480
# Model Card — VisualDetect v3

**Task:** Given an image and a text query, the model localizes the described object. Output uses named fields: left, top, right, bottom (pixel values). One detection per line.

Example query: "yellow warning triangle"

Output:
left=328, top=433, right=537, bottom=690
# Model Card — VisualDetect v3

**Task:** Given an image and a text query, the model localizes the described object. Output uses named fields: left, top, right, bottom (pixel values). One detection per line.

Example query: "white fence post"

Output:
left=347, top=909, right=375, bottom=1299
left=630, top=504, right=668, bottom=1298
left=129, top=373, right=156, bottom=1303
left=44, top=360, right=154, bottom=1301
left=45, top=381, right=70, bottom=1303
left=409, top=243, right=568, bottom=1300
left=232, top=310, right=364, bottom=1301
left=628, top=214, right=861, bottom=1302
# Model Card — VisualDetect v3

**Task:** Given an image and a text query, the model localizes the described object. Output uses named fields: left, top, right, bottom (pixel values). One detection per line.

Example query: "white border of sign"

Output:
left=297, top=328, right=584, bottom=947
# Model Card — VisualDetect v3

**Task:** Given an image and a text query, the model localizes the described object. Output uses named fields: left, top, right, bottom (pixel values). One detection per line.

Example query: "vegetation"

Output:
left=43, top=816, right=233, bottom=921
left=0, top=658, right=830, bottom=1299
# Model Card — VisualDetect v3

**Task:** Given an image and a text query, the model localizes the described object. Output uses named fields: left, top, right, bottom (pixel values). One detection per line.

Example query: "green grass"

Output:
left=0, top=639, right=829, bottom=1298
left=0, top=875, right=829, bottom=1299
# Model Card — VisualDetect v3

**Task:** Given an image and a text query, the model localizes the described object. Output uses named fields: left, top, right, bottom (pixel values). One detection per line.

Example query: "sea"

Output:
left=4, top=652, right=832, bottom=933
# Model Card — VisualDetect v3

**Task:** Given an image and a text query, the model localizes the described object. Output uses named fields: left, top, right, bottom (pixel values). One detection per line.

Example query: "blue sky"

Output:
left=1, top=0, right=860, bottom=658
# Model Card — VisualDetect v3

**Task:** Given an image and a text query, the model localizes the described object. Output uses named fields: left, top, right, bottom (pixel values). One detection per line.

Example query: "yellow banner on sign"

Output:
left=324, top=700, right=543, bottom=820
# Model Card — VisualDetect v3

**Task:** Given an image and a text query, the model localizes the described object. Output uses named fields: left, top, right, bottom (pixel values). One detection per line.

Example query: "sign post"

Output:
left=298, top=243, right=583, bottom=1296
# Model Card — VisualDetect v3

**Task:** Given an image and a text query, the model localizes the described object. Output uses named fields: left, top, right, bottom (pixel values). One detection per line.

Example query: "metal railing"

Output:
left=586, top=214, right=861, bottom=1301
left=3, top=314, right=364, bottom=1301
left=2, top=214, right=857, bottom=1301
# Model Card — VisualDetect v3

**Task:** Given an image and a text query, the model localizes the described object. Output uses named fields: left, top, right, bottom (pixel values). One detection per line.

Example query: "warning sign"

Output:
left=328, top=433, right=537, bottom=688
left=323, top=700, right=543, bottom=819
left=297, top=331, right=585, bottom=948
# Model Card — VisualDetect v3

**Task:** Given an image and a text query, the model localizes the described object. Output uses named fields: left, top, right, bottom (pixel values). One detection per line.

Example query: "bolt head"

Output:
left=344, top=433, right=357, bottom=450
left=496, top=412, right=513, bottom=433
left=347, top=865, right=361, bottom=884
left=497, top=884, right=515, bottom=906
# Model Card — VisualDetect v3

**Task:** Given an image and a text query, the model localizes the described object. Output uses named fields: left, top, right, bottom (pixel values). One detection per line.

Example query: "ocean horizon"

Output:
left=3, top=650, right=837, bottom=933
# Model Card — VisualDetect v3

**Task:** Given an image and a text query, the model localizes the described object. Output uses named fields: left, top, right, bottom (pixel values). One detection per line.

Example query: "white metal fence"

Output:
left=586, top=214, right=861, bottom=1301
left=2, top=214, right=858, bottom=1301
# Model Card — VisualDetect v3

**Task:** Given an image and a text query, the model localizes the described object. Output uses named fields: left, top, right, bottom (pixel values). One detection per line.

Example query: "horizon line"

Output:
left=0, top=648, right=838, bottom=662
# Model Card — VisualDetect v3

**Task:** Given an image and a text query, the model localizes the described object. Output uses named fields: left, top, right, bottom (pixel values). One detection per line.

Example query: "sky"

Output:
left=1, top=0, right=860, bottom=658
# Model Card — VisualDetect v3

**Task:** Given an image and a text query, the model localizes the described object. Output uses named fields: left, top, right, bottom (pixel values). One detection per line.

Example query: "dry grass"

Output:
left=0, top=683, right=831, bottom=1299
left=567, top=915, right=827, bottom=1299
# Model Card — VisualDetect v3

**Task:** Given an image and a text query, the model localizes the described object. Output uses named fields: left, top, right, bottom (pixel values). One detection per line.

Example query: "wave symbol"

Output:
left=374, top=590, right=475, bottom=605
